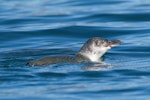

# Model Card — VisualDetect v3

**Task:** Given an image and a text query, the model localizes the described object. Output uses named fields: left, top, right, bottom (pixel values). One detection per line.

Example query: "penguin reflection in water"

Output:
left=27, top=37, right=121, bottom=70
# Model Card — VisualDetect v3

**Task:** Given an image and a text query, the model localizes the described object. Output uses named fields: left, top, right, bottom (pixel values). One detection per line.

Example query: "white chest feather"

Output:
left=80, top=51, right=106, bottom=62
left=78, top=44, right=110, bottom=62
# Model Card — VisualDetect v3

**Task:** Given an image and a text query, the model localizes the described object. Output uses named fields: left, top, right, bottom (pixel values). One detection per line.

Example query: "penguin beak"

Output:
left=108, top=40, right=121, bottom=48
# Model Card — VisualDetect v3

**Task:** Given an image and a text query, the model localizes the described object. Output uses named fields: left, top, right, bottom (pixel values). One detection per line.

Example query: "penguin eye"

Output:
left=100, top=40, right=106, bottom=45
left=101, top=40, right=105, bottom=43
left=108, top=41, right=112, bottom=44
left=95, top=40, right=101, bottom=46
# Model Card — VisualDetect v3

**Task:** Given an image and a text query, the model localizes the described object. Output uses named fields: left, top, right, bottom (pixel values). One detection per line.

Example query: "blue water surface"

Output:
left=0, top=0, right=150, bottom=100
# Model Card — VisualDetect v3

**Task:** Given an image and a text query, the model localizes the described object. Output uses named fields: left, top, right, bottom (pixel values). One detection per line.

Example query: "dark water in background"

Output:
left=0, top=0, right=150, bottom=100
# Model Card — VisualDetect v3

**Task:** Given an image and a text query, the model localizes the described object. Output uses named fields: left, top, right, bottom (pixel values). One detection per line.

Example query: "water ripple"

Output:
left=0, top=0, right=150, bottom=99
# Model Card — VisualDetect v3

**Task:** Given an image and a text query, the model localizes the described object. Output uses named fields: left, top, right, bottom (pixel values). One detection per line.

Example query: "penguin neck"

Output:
left=77, top=50, right=106, bottom=62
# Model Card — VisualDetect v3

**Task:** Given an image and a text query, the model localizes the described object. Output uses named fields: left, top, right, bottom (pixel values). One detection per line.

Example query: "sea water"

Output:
left=0, top=0, right=150, bottom=100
